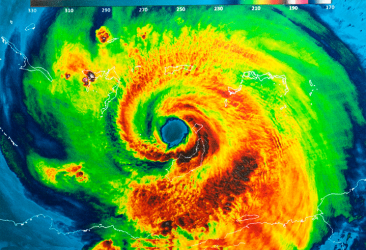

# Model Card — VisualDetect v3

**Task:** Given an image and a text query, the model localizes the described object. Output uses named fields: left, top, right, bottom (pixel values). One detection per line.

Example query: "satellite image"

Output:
left=0, top=0, right=365, bottom=249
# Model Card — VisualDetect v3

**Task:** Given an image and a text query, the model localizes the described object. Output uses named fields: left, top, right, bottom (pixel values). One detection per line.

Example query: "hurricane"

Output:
left=1, top=5, right=365, bottom=249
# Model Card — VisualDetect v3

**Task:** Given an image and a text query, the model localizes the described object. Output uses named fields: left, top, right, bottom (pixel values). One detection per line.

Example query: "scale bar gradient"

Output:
left=31, top=0, right=331, bottom=7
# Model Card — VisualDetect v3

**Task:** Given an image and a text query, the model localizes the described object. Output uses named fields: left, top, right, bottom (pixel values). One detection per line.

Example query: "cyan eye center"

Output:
left=160, top=118, right=189, bottom=148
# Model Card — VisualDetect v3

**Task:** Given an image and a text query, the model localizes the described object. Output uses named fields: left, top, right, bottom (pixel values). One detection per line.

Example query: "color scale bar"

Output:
left=248, top=0, right=305, bottom=4
left=31, top=0, right=331, bottom=7
left=308, top=0, right=332, bottom=3
left=248, top=0, right=332, bottom=4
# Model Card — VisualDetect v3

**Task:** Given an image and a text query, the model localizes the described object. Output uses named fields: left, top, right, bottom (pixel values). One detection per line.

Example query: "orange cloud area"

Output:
left=116, top=27, right=317, bottom=249
left=96, top=26, right=112, bottom=43
left=45, top=163, right=88, bottom=183
left=92, top=240, right=121, bottom=250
